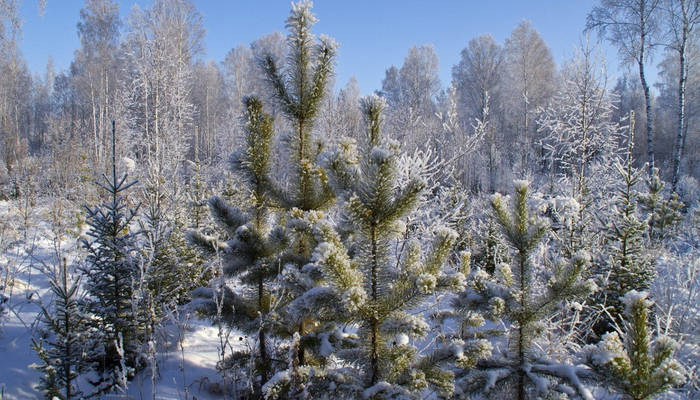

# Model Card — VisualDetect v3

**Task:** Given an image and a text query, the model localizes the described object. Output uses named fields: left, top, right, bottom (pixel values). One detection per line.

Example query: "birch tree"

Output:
left=587, top=0, right=663, bottom=175
left=503, top=21, right=557, bottom=176
left=122, top=0, right=205, bottom=178
left=74, top=0, right=122, bottom=172
left=452, top=34, right=505, bottom=192
left=380, top=45, right=442, bottom=154
left=661, top=0, right=700, bottom=190
left=452, top=34, right=504, bottom=129
left=538, top=40, right=622, bottom=203
left=0, top=0, right=40, bottom=176
left=191, top=59, right=227, bottom=162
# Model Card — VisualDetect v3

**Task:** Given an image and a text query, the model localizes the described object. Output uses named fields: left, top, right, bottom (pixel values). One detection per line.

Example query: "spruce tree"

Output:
left=140, top=169, right=208, bottom=309
left=189, top=97, right=287, bottom=391
left=31, top=260, right=93, bottom=400
left=598, top=126, right=656, bottom=334
left=454, top=180, right=596, bottom=400
left=584, top=291, right=686, bottom=400
left=638, top=167, right=683, bottom=241
left=80, top=122, right=143, bottom=389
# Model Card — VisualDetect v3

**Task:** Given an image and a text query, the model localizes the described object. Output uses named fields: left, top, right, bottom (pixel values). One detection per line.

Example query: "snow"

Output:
left=513, top=179, right=530, bottom=191
left=342, top=286, right=367, bottom=312
left=436, top=226, right=459, bottom=242
left=370, top=146, right=394, bottom=164
left=0, top=200, right=243, bottom=399
left=118, top=320, right=235, bottom=400
left=525, top=367, right=551, bottom=395
left=362, top=381, right=392, bottom=398
left=1, top=166, right=698, bottom=400
left=319, top=332, right=334, bottom=357
left=1, top=201, right=56, bottom=399
left=535, top=363, right=595, bottom=400
left=118, top=157, right=136, bottom=173
left=394, top=333, right=409, bottom=346
left=416, top=273, right=437, bottom=294
left=262, top=370, right=291, bottom=399
left=620, top=289, right=653, bottom=311
left=484, top=368, right=509, bottom=392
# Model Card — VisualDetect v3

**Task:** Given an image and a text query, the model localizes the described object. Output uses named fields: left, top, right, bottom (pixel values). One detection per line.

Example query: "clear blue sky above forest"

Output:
left=19, top=0, right=615, bottom=95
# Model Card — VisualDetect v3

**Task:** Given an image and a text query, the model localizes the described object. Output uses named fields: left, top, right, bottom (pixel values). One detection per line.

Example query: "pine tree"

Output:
left=254, top=0, right=338, bottom=369
left=31, top=260, right=93, bottom=400
left=264, top=95, right=477, bottom=399
left=80, top=122, right=143, bottom=389
left=256, top=0, right=337, bottom=213
left=454, top=180, right=596, bottom=400
left=472, top=215, right=509, bottom=275
left=584, top=291, right=686, bottom=400
left=189, top=97, right=288, bottom=391
left=189, top=2, right=336, bottom=390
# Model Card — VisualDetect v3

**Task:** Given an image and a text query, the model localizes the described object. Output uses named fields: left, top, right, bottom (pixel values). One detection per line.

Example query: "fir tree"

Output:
left=584, top=291, right=687, bottom=400
left=454, top=180, right=596, bottom=400
left=189, top=97, right=288, bottom=391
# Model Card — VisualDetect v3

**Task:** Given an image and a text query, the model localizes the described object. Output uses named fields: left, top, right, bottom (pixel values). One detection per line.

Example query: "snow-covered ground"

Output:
left=0, top=200, right=238, bottom=400
left=2, top=194, right=698, bottom=399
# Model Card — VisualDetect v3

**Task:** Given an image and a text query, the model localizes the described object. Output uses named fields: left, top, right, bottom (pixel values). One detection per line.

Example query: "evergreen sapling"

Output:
left=254, top=0, right=338, bottom=372
left=453, top=180, right=596, bottom=400
left=638, top=167, right=683, bottom=241
left=189, top=97, right=288, bottom=391
left=597, top=122, right=656, bottom=334
left=265, top=95, right=478, bottom=399
left=31, top=259, right=93, bottom=400
left=80, top=121, right=144, bottom=391
left=584, top=291, right=687, bottom=400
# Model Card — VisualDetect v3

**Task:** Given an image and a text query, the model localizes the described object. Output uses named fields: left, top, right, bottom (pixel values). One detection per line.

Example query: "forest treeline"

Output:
left=1, top=0, right=700, bottom=196
left=2, top=0, right=700, bottom=399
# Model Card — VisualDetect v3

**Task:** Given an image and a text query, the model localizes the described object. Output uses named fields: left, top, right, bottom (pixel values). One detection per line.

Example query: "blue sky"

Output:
left=19, top=1, right=610, bottom=94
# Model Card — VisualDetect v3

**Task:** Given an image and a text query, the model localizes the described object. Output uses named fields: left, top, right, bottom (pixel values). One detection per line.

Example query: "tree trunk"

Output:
left=258, top=276, right=269, bottom=386
left=672, top=25, right=689, bottom=192
left=370, top=225, right=380, bottom=385
left=638, top=4, right=655, bottom=175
